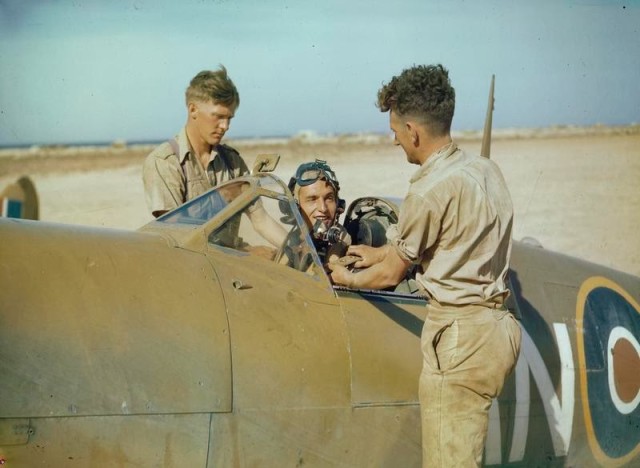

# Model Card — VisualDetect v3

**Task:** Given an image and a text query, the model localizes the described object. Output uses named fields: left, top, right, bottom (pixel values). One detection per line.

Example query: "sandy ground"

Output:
left=1, top=127, right=639, bottom=277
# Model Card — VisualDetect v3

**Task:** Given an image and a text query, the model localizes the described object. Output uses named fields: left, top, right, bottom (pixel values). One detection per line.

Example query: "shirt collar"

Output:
left=178, top=127, right=220, bottom=165
left=409, top=142, right=458, bottom=183
left=176, top=127, right=191, bottom=164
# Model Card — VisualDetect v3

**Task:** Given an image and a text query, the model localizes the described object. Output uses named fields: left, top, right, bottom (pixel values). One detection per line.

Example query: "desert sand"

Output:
left=1, top=125, right=639, bottom=277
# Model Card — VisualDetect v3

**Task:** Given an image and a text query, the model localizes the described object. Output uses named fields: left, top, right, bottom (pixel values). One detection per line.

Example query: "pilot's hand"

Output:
left=329, top=254, right=361, bottom=267
left=347, top=244, right=386, bottom=269
left=326, top=261, right=355, bottom=287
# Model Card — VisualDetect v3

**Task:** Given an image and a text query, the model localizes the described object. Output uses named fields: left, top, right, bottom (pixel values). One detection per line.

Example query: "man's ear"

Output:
left=188, top=102, right=198, bottom=119
left=406, top=121, right=419, bottom=146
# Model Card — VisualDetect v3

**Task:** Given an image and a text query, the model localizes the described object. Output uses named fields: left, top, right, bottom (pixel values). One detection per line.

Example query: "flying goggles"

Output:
left=292, top=159, right=340, bottom=190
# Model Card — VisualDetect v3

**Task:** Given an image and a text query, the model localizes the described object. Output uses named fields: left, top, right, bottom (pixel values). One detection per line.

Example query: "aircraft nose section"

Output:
left=0, top=220, right=232, bottom=418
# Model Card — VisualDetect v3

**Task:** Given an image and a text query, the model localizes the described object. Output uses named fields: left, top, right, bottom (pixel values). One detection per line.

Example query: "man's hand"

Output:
left=328, top=254, right=361, bottom=267
left=347, top=244, right=387, bottom=268
left=326, top=261, right=355, bottom=287
left=329, top=244, right=411, bottom=290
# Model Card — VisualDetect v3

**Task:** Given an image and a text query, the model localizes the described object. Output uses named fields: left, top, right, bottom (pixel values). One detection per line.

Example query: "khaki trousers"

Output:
left=419, top=302, right=521, bottom=467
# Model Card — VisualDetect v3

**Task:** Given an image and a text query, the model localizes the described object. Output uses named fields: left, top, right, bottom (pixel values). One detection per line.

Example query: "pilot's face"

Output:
left=297, top=180, right=338, bottom=231
left=189, top=100, right=236, bottom=147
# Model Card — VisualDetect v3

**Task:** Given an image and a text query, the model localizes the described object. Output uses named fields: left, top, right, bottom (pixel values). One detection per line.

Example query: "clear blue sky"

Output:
left=1, top=0, right=638, bottom=146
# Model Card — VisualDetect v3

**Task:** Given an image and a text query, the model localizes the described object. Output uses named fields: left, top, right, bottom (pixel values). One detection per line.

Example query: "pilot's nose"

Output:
left=317, top=198, right=328, bottom=212
left=218, top=119, right=230, bottom=131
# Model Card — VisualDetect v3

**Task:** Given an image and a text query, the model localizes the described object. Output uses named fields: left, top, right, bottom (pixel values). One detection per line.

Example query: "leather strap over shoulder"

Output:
left=167, top=138, right=187, bottom=180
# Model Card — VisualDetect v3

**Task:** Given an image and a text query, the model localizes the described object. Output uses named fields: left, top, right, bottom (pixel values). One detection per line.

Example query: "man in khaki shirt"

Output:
left=329, top=64, right=521, bottom=467
left=142, top=66, right=286, bottom=249
left=143, top=66, right=248, bottom=218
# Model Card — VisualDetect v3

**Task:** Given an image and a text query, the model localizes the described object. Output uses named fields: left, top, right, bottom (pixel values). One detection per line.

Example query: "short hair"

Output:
left=377, top=64, right=455, bottom=136
left=185, top=65, right=240, bottom=109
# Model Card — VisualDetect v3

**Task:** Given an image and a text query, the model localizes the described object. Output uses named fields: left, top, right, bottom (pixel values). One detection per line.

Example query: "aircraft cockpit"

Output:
left=149, top=173, right=419, bottom=295
left=151, top=174, right=323, bottom=275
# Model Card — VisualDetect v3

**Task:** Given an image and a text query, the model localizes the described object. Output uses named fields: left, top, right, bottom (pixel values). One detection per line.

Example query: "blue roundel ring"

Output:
left=576, top=276, right=640, bottom=466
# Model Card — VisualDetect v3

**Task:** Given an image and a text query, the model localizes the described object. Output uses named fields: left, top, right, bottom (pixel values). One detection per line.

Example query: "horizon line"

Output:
left=1, top=123, right=639, bottom=150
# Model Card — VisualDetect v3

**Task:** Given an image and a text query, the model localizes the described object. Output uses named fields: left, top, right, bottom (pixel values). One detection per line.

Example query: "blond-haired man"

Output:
left=143, top=66, right=248, bottom=218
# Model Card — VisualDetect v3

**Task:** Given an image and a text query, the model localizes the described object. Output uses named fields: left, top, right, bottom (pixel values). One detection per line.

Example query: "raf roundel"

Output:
left=576, top=276, right=640, bottom=466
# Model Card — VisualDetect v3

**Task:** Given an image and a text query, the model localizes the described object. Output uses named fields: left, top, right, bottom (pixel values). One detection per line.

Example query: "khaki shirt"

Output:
left=143, top=127, right=249, bottom=216
left=386, top=143, right=513, bottom=307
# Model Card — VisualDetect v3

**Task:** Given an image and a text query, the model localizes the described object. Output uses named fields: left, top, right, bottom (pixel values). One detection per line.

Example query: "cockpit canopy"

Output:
left=145, top=173, right=406, bottom=286
left=152, top=174, right=323, bottom=275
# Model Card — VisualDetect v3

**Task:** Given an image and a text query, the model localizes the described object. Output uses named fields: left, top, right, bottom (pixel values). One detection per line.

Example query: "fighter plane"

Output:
left=1, top=82, right=638, bottom=466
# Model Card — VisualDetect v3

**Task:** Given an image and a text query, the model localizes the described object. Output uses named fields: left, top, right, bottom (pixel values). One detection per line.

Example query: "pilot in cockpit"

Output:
left=288, top=159, right=351, bottom=266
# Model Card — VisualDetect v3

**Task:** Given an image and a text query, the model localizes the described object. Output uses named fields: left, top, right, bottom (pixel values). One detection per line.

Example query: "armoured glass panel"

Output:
left=208, top=195, right=321, bottom=274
